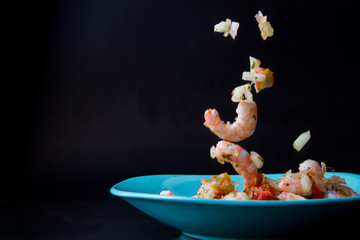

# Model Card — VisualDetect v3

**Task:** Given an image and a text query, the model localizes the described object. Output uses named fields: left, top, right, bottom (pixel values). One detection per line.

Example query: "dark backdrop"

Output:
left=6, top=0, right=360, bottom=200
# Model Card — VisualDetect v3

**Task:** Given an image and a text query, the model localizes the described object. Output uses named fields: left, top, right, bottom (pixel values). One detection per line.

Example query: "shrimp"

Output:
left=160, top=190, right=174, bottom=196
left=278, top=160, right=325, bottom=197
left=324, top=176, right=360, bottom=198
left=277, top=192, right=307, bottom=201
left=279, top=159, right=359, bottom=199
left=278, top=171, right=312, bottom=196
left=210, top=140, right=259, bottom=190
left=299, top=159, right=326, bottom=179
left=204, top=100, right=257, bottom=142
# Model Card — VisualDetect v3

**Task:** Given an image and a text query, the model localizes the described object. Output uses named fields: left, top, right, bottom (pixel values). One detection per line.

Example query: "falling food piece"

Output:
left=293, top=130, right=311, bottom=152
left=242, top=56, right=274, bottom=93
left=231, top=84, right=253, bottom=102
left=214, top=19, right=240, bottom=39
left=255, top=11, right=274, bottom=40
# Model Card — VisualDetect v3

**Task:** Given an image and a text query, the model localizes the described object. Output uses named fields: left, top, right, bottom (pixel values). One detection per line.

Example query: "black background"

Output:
left=3, top=1, right=360, bottom=239
left=5, top=0, right=360, bottom=200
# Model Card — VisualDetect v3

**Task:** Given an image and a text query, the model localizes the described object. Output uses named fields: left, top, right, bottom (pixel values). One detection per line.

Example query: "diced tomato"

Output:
left=309, top=184, right=325, bottom=199
left=246, top=184, right=274, bottom=200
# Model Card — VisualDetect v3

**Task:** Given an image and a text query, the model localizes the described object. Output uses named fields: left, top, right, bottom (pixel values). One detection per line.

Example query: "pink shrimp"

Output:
left=210, top=140, right=259, bottom=190
left=278, top=171, right=312, bottom=197
left=325, top=176, right=360, bottom=198
left=299, top=159, right=326, bottom=179
left=204, top=100, right=257, bottom=142
left=277, top=192, right=307, bottom=200
left=278, top=160, right=327, bottom=197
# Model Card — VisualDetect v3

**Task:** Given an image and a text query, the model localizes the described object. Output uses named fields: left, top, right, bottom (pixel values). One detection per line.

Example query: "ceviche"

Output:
left=160, top=11, right=359, bottom=200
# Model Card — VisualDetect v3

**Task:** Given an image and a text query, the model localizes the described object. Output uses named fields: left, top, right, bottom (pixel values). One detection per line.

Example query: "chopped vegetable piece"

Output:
left=246, top=184, right=274, bottom=200
left=264, top=177, right=281, bottom=193
left=255, top=11, right=274, bottom=40
left=300, top=173, right=312, bottom=193
left=293, top=130, right=311, bottom=152
left=214, top=19, right=231, bottom=34
left=250, top=151, right=264, bottom=169
left=277, top=192, right=307, bottom=200
left=214, top=19, right=240, bottom=39
left=242, top=56, right=274, bottom=92
left=229, top=21, right=239, bottom=39
left=223, top=190, right=251, bottom=200
left=231, top=84, right=252, bottom=102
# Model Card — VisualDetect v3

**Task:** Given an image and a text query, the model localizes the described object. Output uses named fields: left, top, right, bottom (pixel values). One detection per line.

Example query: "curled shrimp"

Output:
left=278, top=159, right=359, bottom=199
left=299, top=159, right=326, bottom=179
left=210, top=140, right=259, bottom=190
left=325, top=176, right=360, bottom=198
left=278, top=160, right=326, bottom=197
left=278, top=171, right=312, bottom=197
left=204, top=100, right=257, bottom=142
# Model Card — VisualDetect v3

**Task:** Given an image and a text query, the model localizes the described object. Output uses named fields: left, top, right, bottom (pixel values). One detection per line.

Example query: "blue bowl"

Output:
left=110, top=173, right=360, bottom=239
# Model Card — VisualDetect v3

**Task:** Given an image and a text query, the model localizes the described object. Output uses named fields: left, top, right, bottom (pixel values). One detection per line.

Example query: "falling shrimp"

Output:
left=210, top=140, right=260, bottom=190
left=204, top=99, right=257, bottom=142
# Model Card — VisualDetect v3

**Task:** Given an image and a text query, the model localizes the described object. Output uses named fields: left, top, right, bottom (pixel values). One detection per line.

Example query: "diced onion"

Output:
left=293, top=130, right=311, bottom=152
left=229, top=21, right=240, bottom=39
left=244, top=84, right=253, bottom=101
left=255, top=11, right=267, bottom=24
left=214, top=19, right=239, bottom=39
left=249, top=56, right=261, bottom=70
left=223, top=190, right=251, bottom=200
left=231, top=86, right=245, bottom=102
left=300, top=173, right=312, bottom=193
left=254, top=11, right=274, bottom=40
left=242, top=56, right=274, bottom=93
left=231, top=84, right=252, bottom=102
left=242, top=72, right=252, bottom=81
left=214, top=19, right=231, bottom=33
left=259, top=21, right=274, bottom=40
left=250, top=151, right=264, bottom=169
left=278, top=192, right=307, bottom=201
left=264, top=177, right=281, bottom=192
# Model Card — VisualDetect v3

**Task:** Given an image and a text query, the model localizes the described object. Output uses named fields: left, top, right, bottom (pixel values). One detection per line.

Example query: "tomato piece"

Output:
left=246, top=184, right=275, bottom=200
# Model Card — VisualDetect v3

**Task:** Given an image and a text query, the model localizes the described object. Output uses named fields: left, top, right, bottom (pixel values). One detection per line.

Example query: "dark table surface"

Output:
left=2, top=197, right=359, bottom=240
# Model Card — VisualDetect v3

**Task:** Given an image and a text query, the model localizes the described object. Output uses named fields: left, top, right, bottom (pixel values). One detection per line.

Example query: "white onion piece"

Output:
left=255, top=11, right=274, bottom=40
left=229, top=21, right=240, bottom=39
left=242, top=72, right=252, bottom=81
left=264, top=177, right=281, bottom=192
left=243, top=84, right=253, bottom=101
left=214, top=19, right=239, bottom=39
left=250, top=151, right=264, bottom=169
left=255, top=11, right=267, bottom=24
left=278, top=192, right=307, bottom=201
left=231, top=84, right=252, bottom=102
left=223, top=190, right=251, bottom=200
left=214, top=19, right=231, bottom=33
left=249, top=56, right=261, bottom=70
left=231, top=86, right=245, bottom=102
left=300, top=173, right=312, bottom=193
left=293, top=130, right=311, bottom=152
